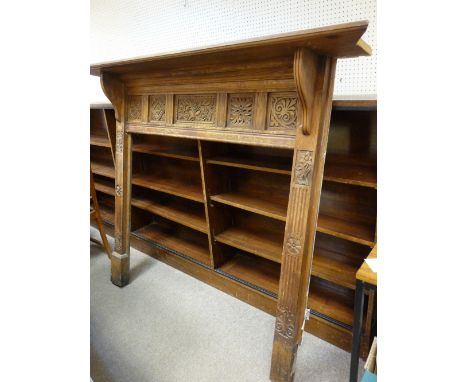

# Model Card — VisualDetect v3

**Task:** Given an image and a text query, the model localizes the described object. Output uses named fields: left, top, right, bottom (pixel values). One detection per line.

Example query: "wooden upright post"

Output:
left=100, top=73, right=132, bottom=287
left=270, top=49, right=337, bottom=382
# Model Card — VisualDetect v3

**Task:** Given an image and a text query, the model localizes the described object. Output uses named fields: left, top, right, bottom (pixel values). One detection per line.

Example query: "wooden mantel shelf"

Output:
left=92, top=21, right=373, bottom=382
left=91, top=21, right=371, bottom=76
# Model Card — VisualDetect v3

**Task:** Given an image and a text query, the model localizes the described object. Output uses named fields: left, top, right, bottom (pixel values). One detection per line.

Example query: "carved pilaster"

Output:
left=100, top=72, right=131, bottom=288
left=270, top=50, right=337, bottom=382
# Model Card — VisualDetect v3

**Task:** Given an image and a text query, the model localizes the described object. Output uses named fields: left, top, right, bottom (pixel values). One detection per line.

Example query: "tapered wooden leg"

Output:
left=270, top=50, right=336, bottom=382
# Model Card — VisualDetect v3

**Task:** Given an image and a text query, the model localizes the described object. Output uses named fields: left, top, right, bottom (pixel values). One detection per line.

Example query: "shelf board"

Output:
left=218, top=252, right=280, bottom=296
left=207, top=155, right=291, bottom=175
left=132, top=174, right=204, bottom=203
left=90, top=136, right=111, bottom=148
left=94, top=181, right=115, bottom=196
left=133, top=223, right=211, bottom=265
left=99, top=204, right=114, bottom=224
left=312, top=249, right=361, bottom=290
left=215, top=226, right=283, bottom=264
left=91, top=162, right=115, bottom=179
left=317, top=214, right=374, bottom=247
left=211, top=192, right=287, bottom=221
left=132, top=144, right=199, bottom=162
left=324, top=161, right=376, bottom=188
left=131, top=195, right=208, bottom=234
left=308, top=279, right=354, bottom=328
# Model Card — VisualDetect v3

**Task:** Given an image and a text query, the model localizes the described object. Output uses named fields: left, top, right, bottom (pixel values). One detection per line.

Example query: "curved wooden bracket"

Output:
left=294, top=48, right=320, bottom=136
left=100, top=72, right=125, bottom=123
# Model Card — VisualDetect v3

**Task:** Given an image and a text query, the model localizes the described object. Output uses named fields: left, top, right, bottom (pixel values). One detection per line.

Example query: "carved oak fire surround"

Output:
left=91, top=21, right=371, bottom=382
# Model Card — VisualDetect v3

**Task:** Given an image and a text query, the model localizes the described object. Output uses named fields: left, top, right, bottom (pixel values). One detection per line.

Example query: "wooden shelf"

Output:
left=131, top=195, right=207, bottom=234
left=312, top=250, right=360, bottom=290
left=132, top=174, right=204, bottom=203
left=211, top=192, right=287, bottom=221
left=308, top=278, right=354, bottom=328
left=99, top=203, right=114, bottom=224
left=215, top=226, right=283, bottom=263
left=90, top=136, right=111, bottom=148
left=207, top=155, right=291, bottom=175
left=324, top=161, right=376, bottom=188
left=133, top=223, right=211, bottom=265
left=132, top=143, right=199, bottom=162
left=218, top=252, right=280, bottom=295
left=94, top=180, right=114, bottom=196
left=91, top=162, right=115, bottom=179
left=317, top=214, right=375, bottom=247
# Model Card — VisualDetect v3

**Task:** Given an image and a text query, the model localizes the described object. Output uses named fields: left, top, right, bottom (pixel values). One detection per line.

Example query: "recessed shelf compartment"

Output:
left=217, top=251, right=281, bottom=296
left=312, top=233, right=368, bottom=289
left=132, top=135, right=199, bottom=162
left=205, top=142, right=293, bottom=175
left=91, top=145, right=115, bottom=178
left=214, top=206, right=284, bottom=263
left=324, top=154, right=376, bottom=188
left=132, top=153, right=204, bottom=203
left=208, top=166, right=290, bottom=221
left=325, top=108, right=377, bottom=189
left=132, top=220, right=211, bottom=266
left=90, top=135, right=112, bottom=148
left=308, top=277, right=355, bottom=329
left=94, top=175, right=115, bottom=196
left=318, top=182, right=376, bottom=247
left=132, top=186, right=207, bottom=234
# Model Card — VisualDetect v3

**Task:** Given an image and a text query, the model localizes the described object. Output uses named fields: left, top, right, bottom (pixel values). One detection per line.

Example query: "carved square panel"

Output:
left=267, top=93, right=299, bottom=130
left=227, top=94, right=255, bottom=128
left=149, top=95, right=166, bottom=123
left=175, top=94, right=216, bottom=124
left=127, top=95, right=143, bottom=122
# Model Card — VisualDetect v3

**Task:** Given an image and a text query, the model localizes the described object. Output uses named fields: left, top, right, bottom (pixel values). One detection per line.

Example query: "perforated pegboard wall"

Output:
left=90, top=0, right=376, bottom=102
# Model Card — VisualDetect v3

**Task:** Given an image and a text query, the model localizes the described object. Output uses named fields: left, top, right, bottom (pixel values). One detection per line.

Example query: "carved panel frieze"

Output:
left=127, top=95, right=143, bottom=122
left=293, top=150, right=314, bottom=186
left=227, top=94, right=254, bottom=128
left=149, top=95, right=166, bottom=122
left=268, top=93, right=299, bottom=130
left=275, top=304, right=295, bottom=340
left=175, top=94, right=216, bottom=124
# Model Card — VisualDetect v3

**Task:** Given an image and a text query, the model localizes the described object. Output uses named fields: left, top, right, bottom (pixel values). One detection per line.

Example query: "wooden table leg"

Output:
left=350, top=280, right=365, bottom=382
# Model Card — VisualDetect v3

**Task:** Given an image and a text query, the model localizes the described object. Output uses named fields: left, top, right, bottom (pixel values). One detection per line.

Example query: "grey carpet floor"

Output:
left=91, top=228, right=363, bottom=382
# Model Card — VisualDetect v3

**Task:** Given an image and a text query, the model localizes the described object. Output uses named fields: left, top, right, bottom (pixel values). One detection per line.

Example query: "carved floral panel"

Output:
left=268, top=93, right=299, bottom=130
left=127, top=95, right=143, bottom=122
left=275, top=304, right=295, bottom=340
left=294, top=150, right=314, bottom=186
left=149, top=95, right=166, bottom=122
left=175, top=94, right=216, bottom=124
left=227, top=94, right=254, bottom=128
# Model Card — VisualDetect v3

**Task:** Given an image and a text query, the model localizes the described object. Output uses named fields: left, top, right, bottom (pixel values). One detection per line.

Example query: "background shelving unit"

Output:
left=90, top=100, right=377, bottom=354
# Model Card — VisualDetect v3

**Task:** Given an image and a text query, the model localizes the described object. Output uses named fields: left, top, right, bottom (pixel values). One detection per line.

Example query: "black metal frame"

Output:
left=349, top=280, right=377, bottom=382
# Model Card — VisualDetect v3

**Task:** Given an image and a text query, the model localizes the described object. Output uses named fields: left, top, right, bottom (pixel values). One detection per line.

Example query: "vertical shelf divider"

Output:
left=198, top=140, right=232, bottom=268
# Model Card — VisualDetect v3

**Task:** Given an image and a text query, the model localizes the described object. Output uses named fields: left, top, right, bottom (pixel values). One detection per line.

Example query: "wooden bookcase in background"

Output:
left=90, top=99, right=377, bottom=355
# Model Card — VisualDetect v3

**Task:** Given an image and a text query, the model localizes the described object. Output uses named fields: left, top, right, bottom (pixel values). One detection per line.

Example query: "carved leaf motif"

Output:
left=127, top=96, right=142, bottom=121
left=115, top=184, right=123, bottom=196
left=294, top=150, right=314, bottom=186
left=176, top=95, right=216, bottom=123
left=149, top=95, right=166, bottom=122
left=116, top=131, right=123, bottom=153
left=228, top=96, right=254, bottom=127
left=275, top=304, right=295, bottom=340
left=269, top=96, right=298, bottom=129
left=285, top=236, right=302, bottom=256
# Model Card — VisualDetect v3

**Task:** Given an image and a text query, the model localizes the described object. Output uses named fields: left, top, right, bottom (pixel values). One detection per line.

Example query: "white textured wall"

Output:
left=90, top=0, right=376, bottom=103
